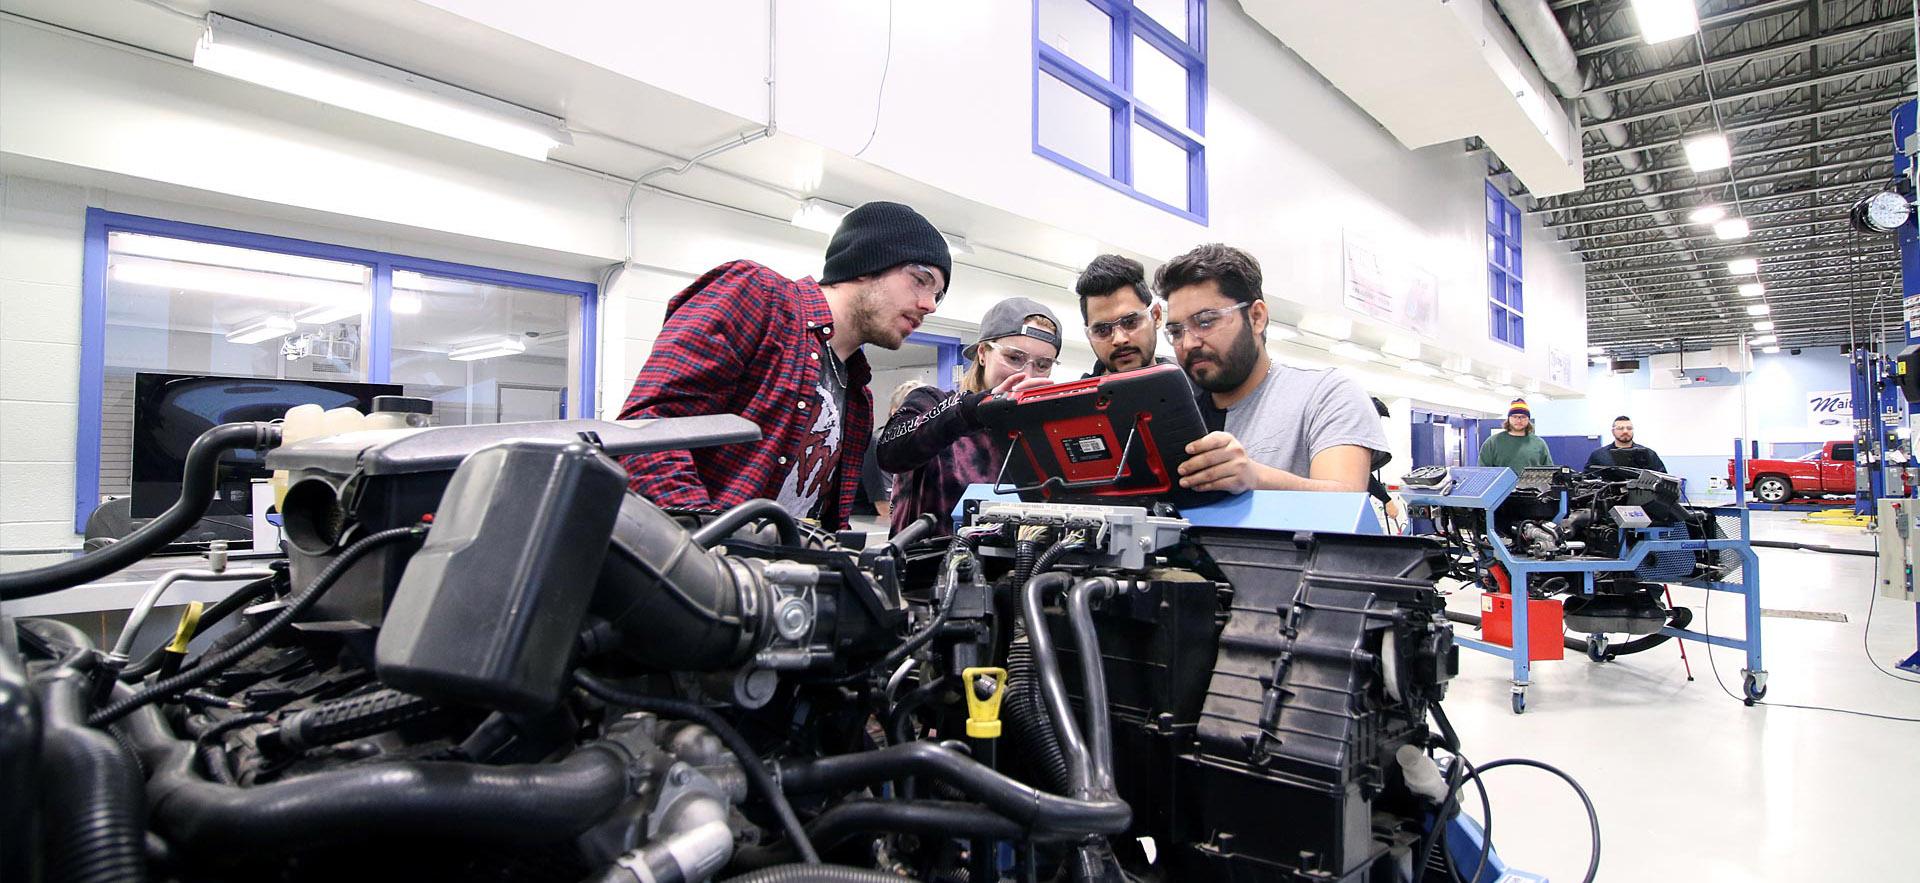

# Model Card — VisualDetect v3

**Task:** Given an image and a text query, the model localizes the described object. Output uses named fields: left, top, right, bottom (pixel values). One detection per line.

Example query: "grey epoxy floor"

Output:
left=1438, top=510, right=1920, bottom=882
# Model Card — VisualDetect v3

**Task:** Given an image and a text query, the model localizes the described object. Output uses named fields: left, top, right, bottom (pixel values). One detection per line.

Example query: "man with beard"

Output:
left=618, top=201, right=949, bottom=530
left=1584, top=415, right=1665, bottom=472
left=1075, top=254, right=1173, bottom=376
left=1157, top=244, right=1386, bottom=494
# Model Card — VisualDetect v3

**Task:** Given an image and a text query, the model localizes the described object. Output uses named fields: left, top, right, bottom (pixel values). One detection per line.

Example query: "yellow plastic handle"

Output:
left=166, top=602, right=206, bottom=654
left=962, top=666, right=1008, bottom=739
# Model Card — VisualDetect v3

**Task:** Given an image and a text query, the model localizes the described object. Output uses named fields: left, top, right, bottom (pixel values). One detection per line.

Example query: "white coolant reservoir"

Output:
left=271, top=403, right=335, bottom=511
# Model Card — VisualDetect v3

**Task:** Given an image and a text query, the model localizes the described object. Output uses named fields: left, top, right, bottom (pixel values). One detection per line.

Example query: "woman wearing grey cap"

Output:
left=876, top=298, right=1061, bottom=537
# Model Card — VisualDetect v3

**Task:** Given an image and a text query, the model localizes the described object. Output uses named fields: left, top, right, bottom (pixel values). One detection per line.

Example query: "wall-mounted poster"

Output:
left=1343, top=232, right=1438, bottom=339
left=1548, top=347, right=1573, bottom=385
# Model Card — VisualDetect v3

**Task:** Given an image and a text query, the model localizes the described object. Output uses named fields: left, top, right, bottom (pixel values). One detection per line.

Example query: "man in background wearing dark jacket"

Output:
left=1584, top=415, right=1668, bottom=472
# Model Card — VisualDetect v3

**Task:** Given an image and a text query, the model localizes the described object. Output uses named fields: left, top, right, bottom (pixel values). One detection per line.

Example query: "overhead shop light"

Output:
left=1630, top=0, right=1700, bottom=44
left=1687, top=205, right=1727, bottom=225
left=1587, top=345, right=1606, bottom=355
left=111, top=256, right=360, bottom=305
left=791, top=198, right=852, bottom=234
left=225, top=315, right=298, bottom=344
left=1761, top=346, right=1781, bottom=354
left=1683, top=134, right=1731, bottom=172
left=1268, top=323, right=1302, bottom=342
left=110, top=233, right=367, bottom=282
left=1328, top=342, right=1380, bottom=362
left=1746, top=304, right=1771, bottom=316
left=293, top=301, right=366, bottom=324
left=1750, top=334, right=1779, bottom=347
left=1726, top=257, right=1759, bottom=275
left=1298, top=314, right=1353, bottom=340
left=1738, top=283, right=1765, bottom=297
left=448, top=336, right=527, bottom=361
left=1713, top=218, right=1750, bottom=240
left=1400, top=361, right=1440, bottom=377
left=1752, top=321, right=1775, bottom=332
left=193, top=14, right=569, bottom=160
left=1453, top=374, right=1486, bottom=390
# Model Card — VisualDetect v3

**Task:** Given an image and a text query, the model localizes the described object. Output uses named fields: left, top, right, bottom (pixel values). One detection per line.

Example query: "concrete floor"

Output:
left=1437, top=510, right=1920, bottom=881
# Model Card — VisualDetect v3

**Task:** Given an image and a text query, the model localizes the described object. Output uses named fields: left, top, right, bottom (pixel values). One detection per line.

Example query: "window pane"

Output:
left=1487, top=191, right=1502, bottom=222
left=1134, top=0, right=1190, bottom=40
left=1485, top=233, right=1500, bottom=266
left=1039, top=0, right=1113, bottom=79
left=1131, top=35, right=1189, bottom=123
left=389, top=271, right=578, bottom=425
left=1489, top=306, right=1504, bottom=341
left=1131, top=123, right=1190, bottom=208
left=1509, top=313, right=1526, bottom=348
left=1507, top=244, right=1522, bottom=277
left=1039, top=72, right=1114, bottom=176
left=1487, top=268, right=1504, bottom=305
left=1506, top=209, right=1523, bottom=237
left=101, top=232, right=371, bottom=499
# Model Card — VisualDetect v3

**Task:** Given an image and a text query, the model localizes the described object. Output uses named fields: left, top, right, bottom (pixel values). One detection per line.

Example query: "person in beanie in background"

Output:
left=1478, top=399, right=1554, bottom=473
left=619, top=201, right=950, bottom=530
left=879, top=298, right=1061, bottom=537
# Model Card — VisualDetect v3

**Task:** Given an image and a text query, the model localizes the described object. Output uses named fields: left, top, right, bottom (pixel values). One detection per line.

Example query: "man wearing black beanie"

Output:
left=619, top=201, right=951, bottom=530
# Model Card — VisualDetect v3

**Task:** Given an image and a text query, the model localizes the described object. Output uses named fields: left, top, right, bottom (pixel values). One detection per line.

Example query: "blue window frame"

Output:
left=1033, top=0, right=1208, bottom=223
left=1485, top=182, right=1524, bottom=350
left=76, top=209, right=598, bottom=530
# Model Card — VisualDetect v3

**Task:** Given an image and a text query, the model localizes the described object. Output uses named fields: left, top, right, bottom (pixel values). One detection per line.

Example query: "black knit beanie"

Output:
left=819, top=201, right=952, bottom=292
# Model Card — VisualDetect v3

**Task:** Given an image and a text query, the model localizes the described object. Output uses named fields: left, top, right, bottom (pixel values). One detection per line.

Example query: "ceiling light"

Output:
left=941, top=233, right=974, bottom=256
left=1496, top=385, right=1524, bottom=398
left=1761, top=346, right=1781, bottom=354
left=111, top=257, right=359, bottom=304
left=1631, top=0, right=1701, bottom=44
left=1268, top=323, right=1301, bottom=341
left=1382, top=336, right=1422, bottom=359
left=109, top=233, right=367, bottom=282
left=1687, top=205, right=1727, bottom=225
left=390, top=292, right=423, bottom=314
left=448, top=336, right=527, bottom=361
left=1713, top=218, right=1750, bottom=240
left=224, top=315, right=298, bottom=345
left=1752, top=320, right=1775, bottom=331
left=1683, top=134, right=1731, bottom=172
left=1726, top=257, right=1759, bottom=275
left=1299, top=314, right=1353, bottom=340
left=1738, top=283, right=1765, bottom=297
left=1328, top=341, right=1380, bottom=362
left=1401, top=361, right=1440, bottom=377
left=1531, top=393, right=1554, bottom=403
left=193, top=14, right=569, bottom=160
left=1750, top=334, right=1778, bottom=346
left=293, top=302, right=365, bottom=324
left=1453, top=374, right=1486, bottom=389
left=791, top=198, right=852, bottom=234
left=1746, top=304, right=1770, bottom=316
left=1587, top=345, right=1605, bottom=355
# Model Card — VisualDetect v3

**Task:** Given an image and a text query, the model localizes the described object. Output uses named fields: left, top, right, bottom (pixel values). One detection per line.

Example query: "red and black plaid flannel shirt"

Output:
left=618, top=260, right=873, bottom=530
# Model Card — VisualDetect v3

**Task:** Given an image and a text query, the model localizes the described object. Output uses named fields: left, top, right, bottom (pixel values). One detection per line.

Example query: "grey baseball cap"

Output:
left=962, top=297, right=1062, bottom=361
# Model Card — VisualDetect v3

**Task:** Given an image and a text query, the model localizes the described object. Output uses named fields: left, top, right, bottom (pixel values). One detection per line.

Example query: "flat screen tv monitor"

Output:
left=130, top=373, right=403, bottom=519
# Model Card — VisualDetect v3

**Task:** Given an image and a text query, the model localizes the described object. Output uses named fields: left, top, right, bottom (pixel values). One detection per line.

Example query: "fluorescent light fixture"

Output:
left=1752, top=320, right=1775, bottom=331
left=1401, top=361, right=1440, bottom=377
left=1761, top=346, right=1781, bottom=354
left=109, top=233, right=367, bottom=282
left=1746, top=303, right=1771, bottom=316
left=792, top=198, right=852, bottom=234
left=225, top=315, right=297, bottom=344
left=1453, top=374, right=1486, bottom=389
left=1268, top=323, right=1301, bottom=342
left=448, top=336, right=527, bottom=361
left=1298, top=314, right=1353, bottom=340
left=941, top=233, right=974, bottom=256
left=1631, top=0, right=1700, bottom=44
left=1531, top=393, right=1554, bottom=403
left=1738, top=282, right=1765, bottom=297
left=1687, top=205, right=1727, bottom=225
left=293, top=301, right=365, bottom=324
left=1587, top=345, right=1606, bottom=355
left=1713, top=217, right=1750, bottom=240
left=1750, top=334, right=1778, bottom=346
left=111, top=257, right=359, bottom=305
left=1683, top=134, right=1731, bottom=172
left=1382, top=336, right=1422, bottom=359
left=193, top=15, right=569, bottom=160
left=1726, top=257, right=1759, bottom=275
left=1328, top=341, right=1380, bottom=362
left=390, top=292, right=423, bottom=314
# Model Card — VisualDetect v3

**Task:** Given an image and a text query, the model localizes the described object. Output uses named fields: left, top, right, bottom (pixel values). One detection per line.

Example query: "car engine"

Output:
left=2, top=417, right=1482, bottom=883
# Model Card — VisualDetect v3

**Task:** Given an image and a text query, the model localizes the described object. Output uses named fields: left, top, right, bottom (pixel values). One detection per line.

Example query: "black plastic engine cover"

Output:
left=375, top=440, right=627, bottom=713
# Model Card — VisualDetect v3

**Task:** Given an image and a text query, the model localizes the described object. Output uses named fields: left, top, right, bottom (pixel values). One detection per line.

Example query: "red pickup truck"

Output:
left=1728, top=440, right=1856, bottom=503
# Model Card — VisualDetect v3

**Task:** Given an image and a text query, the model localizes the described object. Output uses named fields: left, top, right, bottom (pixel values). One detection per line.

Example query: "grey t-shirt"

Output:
left=1217, top=364, right=1388, bottom=478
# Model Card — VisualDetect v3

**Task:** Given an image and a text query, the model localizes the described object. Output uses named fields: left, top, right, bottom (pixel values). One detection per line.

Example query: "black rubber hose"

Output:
left=723, top=865, right=908, bottom=883
left=1606, top=606, right=1694, bottom=657
left=691, top=498, right=802, bottom=548
left=595, top=494, right=769, bottom=671
left=18, top=617, right=95, bottom=655
left=887, top=513, right=940, bottom=554
left=112, top=692, right=637, bottom=855
left=732, top=798, right=1032, bottom=868
left=1748, top=539, right=1876, bottom=558
left=1003, top=625, right=1071, bottom=793
left=1019, top=571, right=1093, bottom=797
left=0, top=422, right=280, bottom=601
left=886, top=675, right=951, bottom=799
left=0, top=636, right=39, bottom=883
left=89, top=526, right=424, bottom=727
left=1064, top=577, right=1118, bottom=796
left=776, top=741, right=1130, bottom=835
left=35, top=668, right=148, bottom=883
left=120, top=576, right=279, bottom=682
left=573, top=672, right=820, bottom=864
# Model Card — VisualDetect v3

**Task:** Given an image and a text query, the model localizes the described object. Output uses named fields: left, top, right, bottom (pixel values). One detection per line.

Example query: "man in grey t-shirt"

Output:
left=1155, top=244, right=1386, bottom=494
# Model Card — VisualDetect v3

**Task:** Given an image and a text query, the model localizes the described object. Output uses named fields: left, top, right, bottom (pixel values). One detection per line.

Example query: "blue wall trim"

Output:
left=73, top=209, right=598, bottom=531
